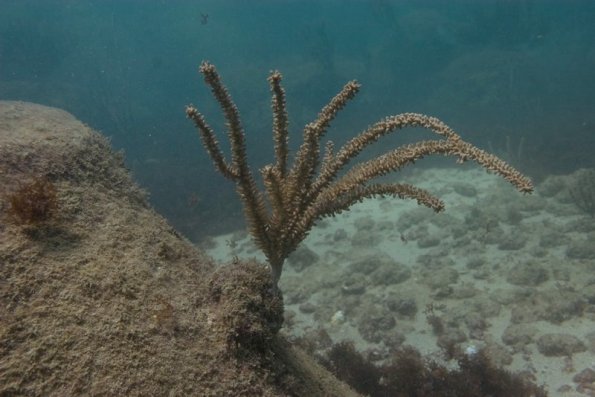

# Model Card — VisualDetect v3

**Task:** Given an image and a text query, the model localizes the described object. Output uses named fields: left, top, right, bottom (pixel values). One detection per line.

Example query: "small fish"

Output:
left=187, top=192, right=201, bottom=208
left=200, top=13, right=209, bottom=25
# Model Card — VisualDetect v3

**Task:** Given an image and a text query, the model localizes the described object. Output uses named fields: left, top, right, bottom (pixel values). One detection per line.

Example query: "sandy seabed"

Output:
left=206, top=166, right=595, bottom=396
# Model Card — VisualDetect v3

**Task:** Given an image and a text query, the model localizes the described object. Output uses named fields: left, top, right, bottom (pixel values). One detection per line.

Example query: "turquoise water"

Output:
left=1, top=0, right=594, bottom=240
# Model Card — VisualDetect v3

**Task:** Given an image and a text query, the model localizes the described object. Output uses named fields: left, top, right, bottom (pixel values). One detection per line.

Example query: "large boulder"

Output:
left=0, top=101, right=357, bottom=397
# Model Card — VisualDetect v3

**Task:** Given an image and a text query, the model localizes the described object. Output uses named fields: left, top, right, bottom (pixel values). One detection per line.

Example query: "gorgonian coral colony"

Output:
left=186, top=61, right=533, bottom=286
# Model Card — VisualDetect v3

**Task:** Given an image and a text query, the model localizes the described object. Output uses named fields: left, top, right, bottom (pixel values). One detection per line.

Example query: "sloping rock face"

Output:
left=0, top=101, right=357, bottom=397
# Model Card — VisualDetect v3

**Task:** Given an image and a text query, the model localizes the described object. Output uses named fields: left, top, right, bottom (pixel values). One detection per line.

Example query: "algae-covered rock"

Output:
left=0, top=101, right=358, bottom=397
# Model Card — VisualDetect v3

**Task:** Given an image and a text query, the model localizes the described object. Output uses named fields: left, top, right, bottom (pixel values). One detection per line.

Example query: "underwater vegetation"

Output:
left=569, top=168, right=595, bottom=217
left=186, top=61, right=533, bottom=287
left=321, top=341, right=548, bottom=397
left=6, top=176, right=58, bottom=226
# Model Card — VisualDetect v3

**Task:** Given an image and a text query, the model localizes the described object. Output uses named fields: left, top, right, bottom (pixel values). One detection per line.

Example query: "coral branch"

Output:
left=186, top=62, right=533, bottom=286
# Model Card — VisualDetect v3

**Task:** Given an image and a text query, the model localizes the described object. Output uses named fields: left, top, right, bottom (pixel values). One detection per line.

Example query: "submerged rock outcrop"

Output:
left=0, top=101, right=357, bottom=397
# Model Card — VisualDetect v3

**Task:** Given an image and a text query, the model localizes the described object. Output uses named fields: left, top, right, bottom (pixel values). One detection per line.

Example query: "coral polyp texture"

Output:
left=186, top=61, right=533, bottom=286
